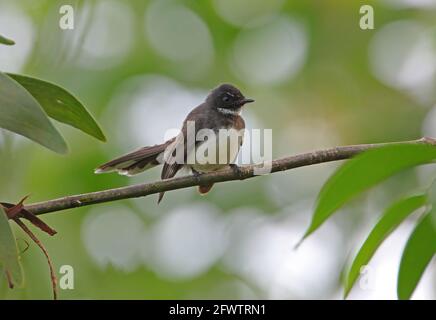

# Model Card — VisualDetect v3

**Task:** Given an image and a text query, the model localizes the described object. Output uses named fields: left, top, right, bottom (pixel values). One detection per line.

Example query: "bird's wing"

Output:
left=158, top=104, right=209, bottom=203
left=161, top=104, right=210, bottom=178
left=160, top=132, right=185, bottom=180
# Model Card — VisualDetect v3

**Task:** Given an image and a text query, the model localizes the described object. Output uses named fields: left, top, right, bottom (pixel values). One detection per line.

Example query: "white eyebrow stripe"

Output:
left=226, top=92, right=235, bottom=97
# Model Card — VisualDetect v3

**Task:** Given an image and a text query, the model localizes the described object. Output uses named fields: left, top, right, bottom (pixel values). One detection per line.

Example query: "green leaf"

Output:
left=0, top=72, right=68, bottom=153
left=344, top=194, right=427, bottom=297
left=304, top=144, right=436, bottom=240
left=7, top=73, right=106, bottom=142
left=0, top=207, right=24, bottom=288
left=0, top=34, right=14, bottom=45
left=397, top=212, right=436, bottom=299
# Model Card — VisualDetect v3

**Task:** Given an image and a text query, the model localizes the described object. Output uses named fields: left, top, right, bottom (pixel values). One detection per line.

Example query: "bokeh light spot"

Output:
left=231, top=16, right=308, bottom=85
left=142, top=203, right=226, bottom=280
left=145, top=1, right=214, bottom=77
left=105, top=75, right=206, bottom=151
left=213, top=0, right=285, bottom=28
left=369, top=20, right=436, bottom=103
left=0, top=4, right=34, bottom=72
left=82, top=206, right=144, bottom=272
left=75, top=0, right=134, bottom=69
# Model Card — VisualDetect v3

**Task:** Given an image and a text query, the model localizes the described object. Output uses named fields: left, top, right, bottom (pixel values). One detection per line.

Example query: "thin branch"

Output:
left=14, top=218, right=58, bottom=300
left=23, top=137, right=436, bottom=216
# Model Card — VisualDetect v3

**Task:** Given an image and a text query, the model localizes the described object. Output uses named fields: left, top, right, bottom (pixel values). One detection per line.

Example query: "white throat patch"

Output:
left=217, top=107, right=241, bottom=116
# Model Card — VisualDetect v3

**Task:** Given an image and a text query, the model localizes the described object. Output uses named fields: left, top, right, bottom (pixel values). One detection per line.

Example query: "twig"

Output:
left=22, top=137, right=436, bottom=216
left=14, top=219, right=58, bottom=300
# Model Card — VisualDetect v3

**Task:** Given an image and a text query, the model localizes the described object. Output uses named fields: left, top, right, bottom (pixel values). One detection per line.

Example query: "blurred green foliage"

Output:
left=7, top=73, right=106, bottom=142
left=304, top=143, right=436, bottom=298
left=305, top=144, right=436, bottom=236
left=0, top=207, right=24, bottom=289
left=0, top=72, right=68, bottom=153
left=0, top=0, right=435, bottom=299
left=0, top=33, right=14, bottom=45
left=398, top=212, right=436, bottom=299
left=344, top=193, right=427, bottom=297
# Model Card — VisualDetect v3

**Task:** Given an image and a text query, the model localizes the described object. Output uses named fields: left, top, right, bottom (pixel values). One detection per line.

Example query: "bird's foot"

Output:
left=191, top=168, right=203, bottom=183
left=229, top=164, right=245, bottom=179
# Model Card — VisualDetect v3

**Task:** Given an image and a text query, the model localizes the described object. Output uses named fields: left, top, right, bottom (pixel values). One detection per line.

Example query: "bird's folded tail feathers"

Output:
left=95, top=139, right=174, bottom=176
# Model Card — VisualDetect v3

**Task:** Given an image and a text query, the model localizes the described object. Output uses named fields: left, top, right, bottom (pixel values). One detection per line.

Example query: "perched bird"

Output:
left=95, top=83, right=255, bottom=202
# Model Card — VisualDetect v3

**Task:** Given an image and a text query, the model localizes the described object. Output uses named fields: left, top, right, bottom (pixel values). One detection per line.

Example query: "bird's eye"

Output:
left=222, top=95, right=230, bottom=102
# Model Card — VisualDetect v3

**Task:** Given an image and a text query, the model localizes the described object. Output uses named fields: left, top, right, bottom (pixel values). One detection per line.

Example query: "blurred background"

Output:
left=0, top=0, right=435, bottom=299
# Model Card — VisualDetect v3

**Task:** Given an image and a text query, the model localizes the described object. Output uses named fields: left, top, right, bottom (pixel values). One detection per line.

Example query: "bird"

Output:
left=95, top=83, right=255, bottom=203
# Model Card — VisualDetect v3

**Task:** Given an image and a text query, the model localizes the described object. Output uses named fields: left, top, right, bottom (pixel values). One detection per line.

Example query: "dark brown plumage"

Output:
left=95, top=83, right=254, bottom=203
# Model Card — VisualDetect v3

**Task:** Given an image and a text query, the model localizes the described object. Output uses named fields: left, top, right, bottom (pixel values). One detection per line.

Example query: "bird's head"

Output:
left=206, top=83, right=254, bottom=113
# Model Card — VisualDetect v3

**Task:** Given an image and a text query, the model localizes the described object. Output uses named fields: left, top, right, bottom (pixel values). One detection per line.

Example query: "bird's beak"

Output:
left=241, top=98, right=255, bottom=105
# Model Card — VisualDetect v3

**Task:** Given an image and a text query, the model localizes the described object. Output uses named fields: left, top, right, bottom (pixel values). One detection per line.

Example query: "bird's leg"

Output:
left=191, top=167, right=213, bottom=193
left=229, top=164, right=244, bottom=179
left=191, top=167, right=202, bottom=177
left=191, top=168, right=204, bottom=184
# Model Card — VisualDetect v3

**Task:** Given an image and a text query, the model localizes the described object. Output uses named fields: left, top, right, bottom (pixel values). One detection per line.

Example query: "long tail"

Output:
left=95, top=139, right=174, bottom=176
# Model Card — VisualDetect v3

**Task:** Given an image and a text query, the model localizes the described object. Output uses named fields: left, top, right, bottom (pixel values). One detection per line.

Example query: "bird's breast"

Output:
left=189, top=125, right=244, bottom=173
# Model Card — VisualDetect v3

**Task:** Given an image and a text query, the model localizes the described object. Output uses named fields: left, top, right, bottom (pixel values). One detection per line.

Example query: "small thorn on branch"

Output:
left=1, top=196, right=57, bottom=236
left=1, top=196, right=58, bottom=299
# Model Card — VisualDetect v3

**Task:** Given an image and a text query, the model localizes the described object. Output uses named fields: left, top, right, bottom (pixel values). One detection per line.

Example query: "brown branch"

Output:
left=14, top=218, right=58, bottom=300
left=23, top=137, right=436, bottom=216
